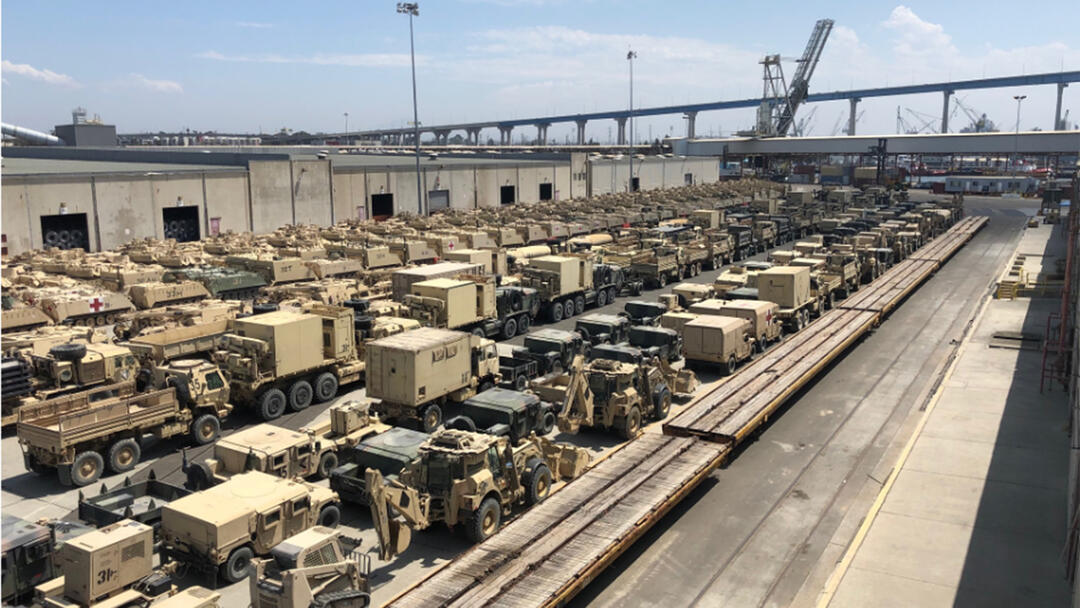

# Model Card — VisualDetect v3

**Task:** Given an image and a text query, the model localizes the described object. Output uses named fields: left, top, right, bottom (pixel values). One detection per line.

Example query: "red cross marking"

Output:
left=88, top=297, right=105, bottom=312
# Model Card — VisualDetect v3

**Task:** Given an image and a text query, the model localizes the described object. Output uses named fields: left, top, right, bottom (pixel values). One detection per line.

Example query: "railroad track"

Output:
left=384, top=215, right=988, bottom=608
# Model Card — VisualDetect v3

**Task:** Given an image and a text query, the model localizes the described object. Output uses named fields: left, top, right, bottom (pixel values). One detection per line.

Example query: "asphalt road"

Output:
left=0, top=191, right=1022, bottom=607
left=572, top=195, right=1031, bottom=608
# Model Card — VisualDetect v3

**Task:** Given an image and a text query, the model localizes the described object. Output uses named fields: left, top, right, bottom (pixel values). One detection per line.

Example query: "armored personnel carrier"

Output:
left=164, top=266, right=267, bottom=300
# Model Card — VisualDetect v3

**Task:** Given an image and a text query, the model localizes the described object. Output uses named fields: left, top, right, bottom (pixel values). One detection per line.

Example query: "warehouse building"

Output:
left=0, top=148, right=719, bottom=255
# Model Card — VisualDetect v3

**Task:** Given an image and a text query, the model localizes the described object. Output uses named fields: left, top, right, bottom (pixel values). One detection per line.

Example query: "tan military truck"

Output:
left=520, top=255, right=624, bottom=321
left=756, top=266, right=819, bottom=332
left=183, top=401, right=390, bottom=490
left=789, top=257, right=843, bottom=311
left=689, top=298, right=782, bottom=352
left=127, top=281, right=212, bottom=310
left=366, top=429, right=590, bottom=559
left=18, top=359, right=232, bottom=486
left=161, top=471, right=342, bottom=583
left=681, top=314, right=755, bottom=375
left=215, top=304, right=364, bottom=420
left=404, top=276, right=538, bottom=340
left=248, top=527, right=370, bottom=608
left=32, top=519, right=221, bottom=608
left=671, top=282, right=715, bottom=308
left=365, top=327, right=501, bottom=432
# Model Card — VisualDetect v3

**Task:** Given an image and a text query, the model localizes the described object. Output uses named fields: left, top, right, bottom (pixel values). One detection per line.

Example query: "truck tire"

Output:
left=447, top=416, right=477, bottom=432
left=522, top=462, right=552, bottom=506
left=190, top=414, right=221, bottom=445
left=607, top=287, right=618, bottom=304
left=316, top=452, right=339, bottom=479
left=652, top=386, right=672, bottom=420
left=288, top=380, right=314, bottom=412
left=618, top=406, right=642, bottom=440
left=314, top=372, right=339, bottom=402
left=71, top=451, right=104, bottom=486
left=756, top=335, right=767, bottom=354
left=185, top=462, right=214, bottom=491
left=514, top=374, right=528, bottom=391
left=221, top=546, right=254, bottom=583
left=539, top=410, right=556, bottom=435
left=658, top=274, right=667, bottom=288
left=518, top=314, right=531, bottom=333
left=44, top=230, right=61, bottom=247
left=723, top=355, right=737, bottom=376
left=574, top=295, right=585, bottom=316
left=258, top=389, right=287, bottom=421
left=108, top=439, right=141, bottom=473
left=479, top=379, right=495, bottom=393
left=466, top=497, right=501, bottom=543
left=596, top=289, right=608, bottom=307
left=550, top=302, right=564, bottom=322
left=317, top=504, right=341, bottom=528
left=422, top=404, right=443, bottom=433
left=501, top=317, right=518, bottom=340
left=49, top=342, right=87, bottom=362
left=693, top=262, right=702, bottom=276
left=827, top=291, right=836, bottom=310
left=471, top=327, right=485, bottom=338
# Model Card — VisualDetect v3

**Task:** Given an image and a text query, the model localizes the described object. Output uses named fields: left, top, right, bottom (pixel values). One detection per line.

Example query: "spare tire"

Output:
left=44, top=230, right=61, bottom=247
left=49, top=342, right=87, bottom=362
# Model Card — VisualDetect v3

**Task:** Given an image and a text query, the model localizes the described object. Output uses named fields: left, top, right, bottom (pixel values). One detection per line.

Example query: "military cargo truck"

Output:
left=365, top=328, right=501, bottom=431
left=248, top=527, right=370, bottom=608
left=366, top=429, right=590, bottom=559
left=127, top=281, right=211, bottom=310
left=756, top=266, right=819, bottom=332
left=2, top=517, right=91, bottom=605
left=183, top=401, right=390, bottom=490
left=403, top=276, right=536, bottom=340
left=520, top=256, right=624, bottom=321
left=681, top=315, right=755, bottom=374
left=329, top=427, right=429, bottom=506
left=19, top=361, right=231, bottom=486
left=574, top=313, right=631, bottom=346
left=215, top=305, right=364, bottom=420
left=164, top=266, right=267, bottom=300
left=161, top=471, right=342, bottom=583
left=389, top=262, right=484, bottom=301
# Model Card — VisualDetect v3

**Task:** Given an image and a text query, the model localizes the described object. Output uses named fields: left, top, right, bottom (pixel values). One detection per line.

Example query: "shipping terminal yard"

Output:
left=2, top=5, right=1080, bottom=608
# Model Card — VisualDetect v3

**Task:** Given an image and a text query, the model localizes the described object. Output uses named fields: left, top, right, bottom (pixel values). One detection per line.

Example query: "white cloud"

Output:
left=236, top=21, right=273, bottom=29
left=128, top=73, right=183, bottom=93
left=882, top=5, right=956, bottom=57
left=1, top=60, right=80, bottom=87
left=197, top=50, right=416, bottom=68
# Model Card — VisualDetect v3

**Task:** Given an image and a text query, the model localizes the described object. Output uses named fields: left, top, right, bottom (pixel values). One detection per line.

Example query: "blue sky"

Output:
left=2, top=1, right=1078, bottom=141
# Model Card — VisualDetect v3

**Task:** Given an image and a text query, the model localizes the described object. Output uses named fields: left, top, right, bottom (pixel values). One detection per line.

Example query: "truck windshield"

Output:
left=425, top=457, right=453, bottom=491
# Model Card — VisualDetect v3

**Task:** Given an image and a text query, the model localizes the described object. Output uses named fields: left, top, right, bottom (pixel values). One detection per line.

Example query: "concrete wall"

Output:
left=588, top=156, right=720, bottom=195
left=2, top=177, right=95, bottom=253
left=248, top=160, right=295, bottom=233
left=292, top=160, right=333, bottom=225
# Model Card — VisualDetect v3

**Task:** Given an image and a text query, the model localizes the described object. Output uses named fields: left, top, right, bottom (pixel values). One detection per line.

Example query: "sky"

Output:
left=2, top=0, right=1079, bottom=143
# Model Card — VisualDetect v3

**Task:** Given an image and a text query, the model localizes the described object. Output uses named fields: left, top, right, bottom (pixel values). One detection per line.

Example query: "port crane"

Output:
left=755, top=18, right=834, bottom=137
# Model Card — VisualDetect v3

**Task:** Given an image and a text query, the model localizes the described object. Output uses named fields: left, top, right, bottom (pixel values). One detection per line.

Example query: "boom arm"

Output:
left=775, top=18, right=834, bottom=136
left=365, top=469, right=422, bottom=561
left=555, top=355, right=595, bottom=433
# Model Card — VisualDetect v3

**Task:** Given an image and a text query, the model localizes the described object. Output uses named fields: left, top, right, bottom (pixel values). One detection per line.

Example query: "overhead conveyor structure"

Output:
left=385, top=215, right=988, bottom=608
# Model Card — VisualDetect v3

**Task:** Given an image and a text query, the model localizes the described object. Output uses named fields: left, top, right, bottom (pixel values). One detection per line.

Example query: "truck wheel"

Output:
left=794, top=313, right=805, bottom=332
left=518, top=314, right=531, bottom=333
left=607, top=287, right=618, bottom=305
left=574, top=295, right=586, bottom=316
left=316, top=451, right=339, bottom=479
left=756, top=336, right=767, bottom=354
left=185, top=462, right=214, bottom=491
left=71, top=451, right=104, bottom=486
left=652, top=387, right=672, bottom=420
left=618, top=406, right=642, bottom=440
left=317, top=504, right=341, bottom=528
left=49, top=342, right=87, bottom=362
left=447, top=416, right=477, bottom=432
left=501, top=317, right=518, bottom=340
left=190, top=414, right=221, bottom=445
left=258, top=389, right=287, bottom=421
left=221, top=546, right=254, bottom=584
left=723, top=355, right=737, bottom=376
left=596, top=289, right=608, bottom=307
left=658, top=274, right=667, bottom=288
left=479, top=380, right=495, bottom=393
left=471, top=327, right=486, bottom=338
left=523, top=463, right=553, bottom=506
left=539, top=410, right=556, bottom=435
left=550, top=302, right=564, bottom=322
left=108, top=439, right=141, bottom=474
left=288, top=380, right=314, bottom=412
left=314, top=372, right=339, bottom=402
left=514, top=375, right=528, bottom=391
left=422, top=404, right=443, bottom=433
left=827, top=291, right=836, bottom=310
left=693, top=263, right=702, bottom=276
left=466, top=497, right=501, bottom=543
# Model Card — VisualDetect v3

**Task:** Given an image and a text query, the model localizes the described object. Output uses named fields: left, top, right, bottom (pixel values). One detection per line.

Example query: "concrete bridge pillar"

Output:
left=499, top=126, right=514, bottom=145
left=848, top=97, right=860, bottom=136
left=616, top=117, right=628, bottom=145
left=467, top=128, right=482, bottom=145
left=535, top=122, right=550, bottom=145
left=576, top=120, right=587, bottom=145
left=1055, top=83, right=1068, bottom=130
left=434, top=130, right=450, bottom=145
left=942, top=89, right=953, bottom=133
left=685, top=111, right=698, bottom=139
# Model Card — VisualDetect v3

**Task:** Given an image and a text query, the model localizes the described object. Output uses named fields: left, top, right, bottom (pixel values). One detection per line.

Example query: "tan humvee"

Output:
left=689, top=298, right=782, bottom=352
left=161, top=471, right=341, bottom=583
left=248, top=527, right=370, bottom=608
left=682, top=314, right=755, bottom=375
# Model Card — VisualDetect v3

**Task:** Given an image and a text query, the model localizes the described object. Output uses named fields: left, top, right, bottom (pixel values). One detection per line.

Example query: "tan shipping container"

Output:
left=365, top=328, right=475, bottom=406
left=757, top=266, right=811, bottom=310
left=529, top=255, right=592, bottom=293
left=390, top=262, right=483, bottom=300
left=230, top=311, right=323, bottom=377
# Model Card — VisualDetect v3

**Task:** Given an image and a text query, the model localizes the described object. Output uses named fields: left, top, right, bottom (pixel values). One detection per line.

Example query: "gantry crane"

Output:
left=755, top=18, right=834, bottom=137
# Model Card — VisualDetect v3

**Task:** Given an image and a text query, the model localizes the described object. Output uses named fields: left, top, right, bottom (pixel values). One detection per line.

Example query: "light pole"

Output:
left=627, top=49, right=637, bottom=192
left=1012, top=94, right=1026, bottom=175
left=343, top=112, right=349, bottom=147
left=397, top=2, right=423, bottom=214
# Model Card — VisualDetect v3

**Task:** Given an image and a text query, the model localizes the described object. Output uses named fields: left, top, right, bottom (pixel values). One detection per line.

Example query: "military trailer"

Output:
left=183, top=401, right=390, bottom=490
left=366, top=429, right=590, bottom=559
left=33, top=519, right=221, bottom=608
left=2, top=517, right=92, bottom=605
left=164, top=266, right=267, bottom=300
left=365, top=327, right=501, bottom=432
left=215, top=305, right=364, bottom=420
left=574, top=313, right=631, bottom=346
left=127, top=281, right=211, bottom=310
left=681, top=315, right=755, bottom=375
left=248, top=527, right=370, bottom=608
left=756, top=266, right=818, bottom=332
left=18, top=361, right=231, bottom=486
left=77, top=471, right=193, bottom=536
left=329, top=427, right=430, bottom=506
left=161, top=471, right=342, bottom=583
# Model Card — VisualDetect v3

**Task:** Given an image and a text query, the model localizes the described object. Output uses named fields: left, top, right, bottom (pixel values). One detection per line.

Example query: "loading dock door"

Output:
left=163, top=206, right=200, bottom=242
left=40, top=213, right=90, bottom=251
left=371, top=193, right=394, bottom=220
left=539, top=183, right=553, bottom=201
left=631, top=177, right=640, bottom=192
left=500, top=185, right=516, bottom=205
left=429, top=189, right=450, bottom=213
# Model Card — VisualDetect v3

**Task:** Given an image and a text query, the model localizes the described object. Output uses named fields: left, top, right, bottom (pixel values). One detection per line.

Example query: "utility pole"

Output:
left=343, top=112, right=349, bottom=147
left=627, top=49, right=637, bottom=192
left=397, top=2, right=423, bottom=214
left=1013, top=94, right=1026, bottom=176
